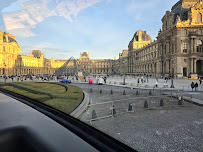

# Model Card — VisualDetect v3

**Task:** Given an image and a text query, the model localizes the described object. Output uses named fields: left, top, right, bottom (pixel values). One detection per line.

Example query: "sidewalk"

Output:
left=182, top=96, right=203, bottom=107
left=72, top=81, right=203, bottom=107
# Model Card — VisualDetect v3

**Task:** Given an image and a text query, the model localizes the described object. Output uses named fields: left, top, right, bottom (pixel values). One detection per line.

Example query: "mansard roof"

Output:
left=131, top=30, right=152, bottom=42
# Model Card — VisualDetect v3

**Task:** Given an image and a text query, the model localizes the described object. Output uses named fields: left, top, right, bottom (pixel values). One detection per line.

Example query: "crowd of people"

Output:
left=191, top=78, right=202, bottom=91
left=0, top=75, right=65, bottom=82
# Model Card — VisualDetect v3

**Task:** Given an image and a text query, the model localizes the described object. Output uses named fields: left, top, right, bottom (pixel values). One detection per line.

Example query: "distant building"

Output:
left=79, top=52, right=115, bottom=75
left=0, top=31, right=66, bottom=76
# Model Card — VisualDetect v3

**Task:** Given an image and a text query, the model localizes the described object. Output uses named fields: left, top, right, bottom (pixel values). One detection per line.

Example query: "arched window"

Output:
left=197, top=13, right=202, bottom=22
left=182, top=42, right=187, bottom=53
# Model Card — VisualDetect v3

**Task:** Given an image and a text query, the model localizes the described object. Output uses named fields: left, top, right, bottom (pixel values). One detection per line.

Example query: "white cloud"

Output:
left=8, top=28, right=37, bottom=37
left=21, top=42, right=54, bottom=51
left=2, top=0, right=102, bottom=37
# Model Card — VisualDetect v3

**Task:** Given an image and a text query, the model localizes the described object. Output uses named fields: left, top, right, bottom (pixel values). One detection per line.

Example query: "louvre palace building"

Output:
left=127, top=0, right=203, bottom=78
left=0, top=0, right=203, bottom=78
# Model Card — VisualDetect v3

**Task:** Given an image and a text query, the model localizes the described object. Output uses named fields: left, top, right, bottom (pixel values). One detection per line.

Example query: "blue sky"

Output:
left=0, top=0, right=178, bottom=59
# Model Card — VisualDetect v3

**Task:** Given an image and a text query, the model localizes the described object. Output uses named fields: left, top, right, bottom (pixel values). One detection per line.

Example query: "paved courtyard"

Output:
left=85, top=76, right=203, bottom=92
left=72, top=83, right=203, bottom=152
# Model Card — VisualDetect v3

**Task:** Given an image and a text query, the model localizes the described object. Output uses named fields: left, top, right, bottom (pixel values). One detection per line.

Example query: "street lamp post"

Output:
left=122, top=60, right=126, bottom=85
left=3, top=63, right=6, bottom=82
left=170, top=57, right=175, bottom=88
left=123, top=73, right=125, bottom=85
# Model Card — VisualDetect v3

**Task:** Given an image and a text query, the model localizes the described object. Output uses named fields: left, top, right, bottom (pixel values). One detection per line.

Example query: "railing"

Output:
left=85, top=89, right=190, bottom=123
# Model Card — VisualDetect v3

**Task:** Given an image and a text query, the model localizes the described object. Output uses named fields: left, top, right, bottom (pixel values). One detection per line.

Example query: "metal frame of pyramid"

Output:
left=54, top=57, right=86, bottom=77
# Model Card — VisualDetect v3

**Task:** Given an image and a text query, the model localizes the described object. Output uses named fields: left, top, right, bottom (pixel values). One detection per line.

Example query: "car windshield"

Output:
left=0, top=0, right=203, bottom=151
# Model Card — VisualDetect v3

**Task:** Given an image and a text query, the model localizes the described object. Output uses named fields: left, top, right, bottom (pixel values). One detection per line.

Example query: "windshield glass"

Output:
left=0, top=0, right=203, bottom=151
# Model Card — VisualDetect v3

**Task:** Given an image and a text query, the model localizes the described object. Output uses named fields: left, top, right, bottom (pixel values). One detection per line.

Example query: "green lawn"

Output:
left=0, top=82, right=83, bottom=114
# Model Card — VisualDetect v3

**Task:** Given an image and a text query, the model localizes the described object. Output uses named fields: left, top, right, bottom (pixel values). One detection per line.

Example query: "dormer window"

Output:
left=197, top=13, right=202, bottom=23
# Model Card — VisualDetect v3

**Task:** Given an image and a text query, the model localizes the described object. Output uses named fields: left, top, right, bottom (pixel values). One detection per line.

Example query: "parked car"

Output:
left=60, top=79, right=71, bottom=84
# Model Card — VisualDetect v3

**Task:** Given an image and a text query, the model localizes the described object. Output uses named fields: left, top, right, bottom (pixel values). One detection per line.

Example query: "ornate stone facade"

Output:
left=0, top=31, right=66, bottom=76
left=79, top=52, right=115, bottom=75
left=126, top=0, right=203, bottom=78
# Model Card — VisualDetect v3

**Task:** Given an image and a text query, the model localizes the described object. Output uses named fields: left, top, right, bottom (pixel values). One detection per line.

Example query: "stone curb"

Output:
left=182, top=96, right=203, bottom=106
left=70, top=91, right=89, bottom=119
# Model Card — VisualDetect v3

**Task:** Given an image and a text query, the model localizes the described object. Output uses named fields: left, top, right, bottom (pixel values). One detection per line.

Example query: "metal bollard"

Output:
left=92, top=110, right=97, bottom=119
left=128, top=103, right=133, bottom=112
left=90, top=88, right=93, bottom=93
left=136, top=90, right=139, bottom=95
left=111, top=105, right=116, bottom=116
left=160, top=99, right=164, bottom=107
left=100, top=89, right=102, bottom=93
left=123, top=90, right=126, bottom=95
left=178, top=96, right=183, bottom=105
left=111, top=89, right=113, bottom=94
left=149, top=90, right=152, bottom=95
left=144, top=100, right=148, bottom=108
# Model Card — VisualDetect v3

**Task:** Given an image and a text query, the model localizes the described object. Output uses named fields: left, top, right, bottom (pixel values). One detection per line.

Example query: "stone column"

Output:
left=194, top=39, right=197, bottom=52
left=194, top=58, right=197, bottom=73
left=191, top=38, right=193, bottom=52
left=191, top=58, right=193, bottom=73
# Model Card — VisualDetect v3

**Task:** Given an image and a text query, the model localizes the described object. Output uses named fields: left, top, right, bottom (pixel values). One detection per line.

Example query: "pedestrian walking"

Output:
left=191, top=82, right=195, bottom=91
left=199, top=79, right=202, bottom=85
left=155, top=79, right=158, bottom=88
left=104, top=77, right=107, bottom=83
left=195, top=82, right=198, bottom=91
left=156, top=77, right=158, bottom=82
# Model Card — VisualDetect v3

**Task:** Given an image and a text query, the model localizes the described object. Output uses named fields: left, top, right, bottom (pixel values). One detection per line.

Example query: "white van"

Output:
left=97, top=78, right=104, bottom=85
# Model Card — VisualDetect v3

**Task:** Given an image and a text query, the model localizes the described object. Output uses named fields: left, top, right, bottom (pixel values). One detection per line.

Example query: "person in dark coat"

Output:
left=195, top=82, right=198, bottom=91
left=199, top=79, right=202, bottom=85
left=191, top=82, right=195, bottom=91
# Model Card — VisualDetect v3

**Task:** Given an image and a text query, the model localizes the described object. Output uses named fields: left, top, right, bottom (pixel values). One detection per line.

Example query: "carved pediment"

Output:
left=191, top=1, right=203, bottom=10
left=176, top=15, right=191, bottom=26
